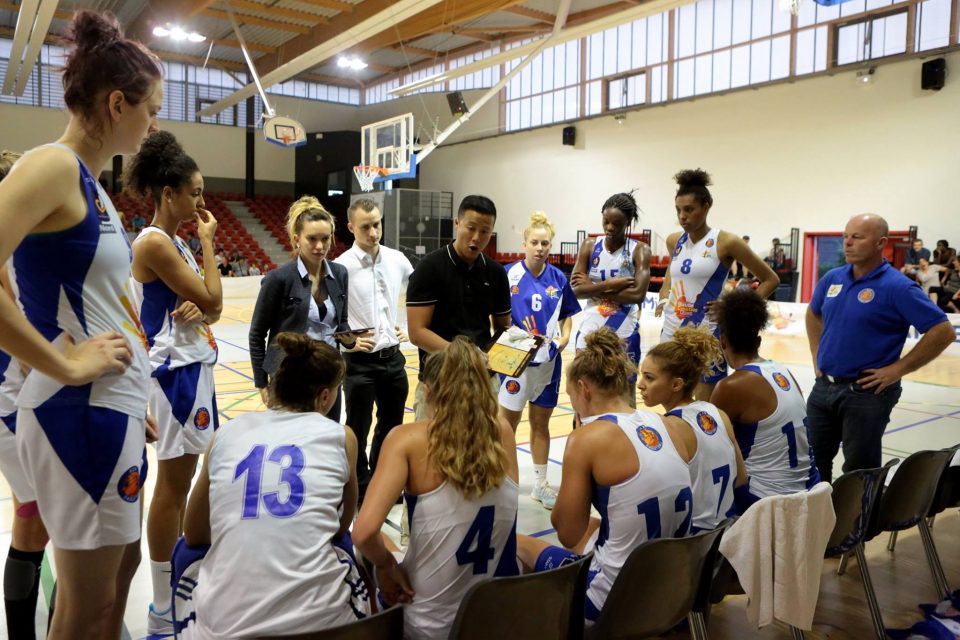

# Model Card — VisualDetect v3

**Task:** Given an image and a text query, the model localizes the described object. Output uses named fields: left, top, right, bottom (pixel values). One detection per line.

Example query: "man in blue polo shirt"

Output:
left=805, top=214, right=954, bottom=481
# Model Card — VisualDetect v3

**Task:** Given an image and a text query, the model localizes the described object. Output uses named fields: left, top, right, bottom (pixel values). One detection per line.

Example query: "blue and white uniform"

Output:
left=10, top=145, right=150, bottom=549
left=402, top=477, right=519, bottom=639
left=667, top=401, right=737, bottom=532
left=186, top=410, right=369, bottom=639
left=499, top=261, right=580, bottom=411
left=575, top=237, right=640, bottom=366
left=535, top=410, right=692, bottom=622
left=661, top=229, right=729, bottom=382
left=732, top=361, right=819, bottom=511
left=132, top=226, right=219, bottom=460
left=0, top=348, right=32, bottom=502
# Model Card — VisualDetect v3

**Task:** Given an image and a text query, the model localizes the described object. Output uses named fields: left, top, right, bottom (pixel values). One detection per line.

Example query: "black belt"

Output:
left=346, top=345, right=400, bottom=360
left=822, top=373, right=860, bottom=384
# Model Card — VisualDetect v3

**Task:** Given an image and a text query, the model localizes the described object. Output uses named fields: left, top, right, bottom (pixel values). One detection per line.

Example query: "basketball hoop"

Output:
left=353, top=165, right=388, bottom=192
left=778, top=0, right=802, bottom=16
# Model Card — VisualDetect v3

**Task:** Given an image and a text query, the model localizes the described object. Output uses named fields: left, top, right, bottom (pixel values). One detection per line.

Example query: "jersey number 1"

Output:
left=234, top=444, right=306, bottom=519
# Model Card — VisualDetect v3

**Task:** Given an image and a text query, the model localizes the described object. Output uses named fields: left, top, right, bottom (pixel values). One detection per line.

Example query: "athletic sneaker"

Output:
left=146, top=603, right=174, bottom=638
left=531, top=481, right=558, bottom=510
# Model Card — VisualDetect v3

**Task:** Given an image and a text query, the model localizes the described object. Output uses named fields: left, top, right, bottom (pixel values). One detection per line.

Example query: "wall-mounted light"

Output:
left=855, top=66, right=876, bottom=86
left=153, top=25, right=206, bottom=43
left=337, top=56, right=368, bottom=71
left=614, top=113, right=627, bottom=125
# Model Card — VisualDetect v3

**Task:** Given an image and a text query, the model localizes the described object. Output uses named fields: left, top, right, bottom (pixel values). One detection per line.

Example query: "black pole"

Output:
left=245, top=88, right=255, bottom=199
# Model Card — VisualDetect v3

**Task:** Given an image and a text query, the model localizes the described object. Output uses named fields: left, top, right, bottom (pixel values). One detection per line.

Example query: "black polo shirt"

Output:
left=407, top=244, right=512, bottom=372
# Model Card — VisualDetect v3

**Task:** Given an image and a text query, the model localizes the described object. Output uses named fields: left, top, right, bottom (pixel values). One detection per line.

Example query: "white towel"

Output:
left=718, top=482, right=836, bottom=629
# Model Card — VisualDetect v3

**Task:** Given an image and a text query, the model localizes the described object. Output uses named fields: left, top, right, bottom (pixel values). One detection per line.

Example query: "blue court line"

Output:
left=885, top=409, right=960, bottom=435
left=216, top=337, right=251, bottom=352
left=217, top=362, right=255, bottom=381
left=516, top=446, right=563, bottom=467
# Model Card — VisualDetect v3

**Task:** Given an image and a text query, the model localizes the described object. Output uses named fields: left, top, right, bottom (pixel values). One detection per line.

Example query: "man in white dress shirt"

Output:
left=335, top=199, right=413, bottom=502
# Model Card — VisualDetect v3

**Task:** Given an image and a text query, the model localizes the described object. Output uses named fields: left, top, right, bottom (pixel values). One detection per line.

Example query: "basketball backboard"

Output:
left=360, top=112, right=418, bottom=183
left=263, top=115, right=307, bottom=148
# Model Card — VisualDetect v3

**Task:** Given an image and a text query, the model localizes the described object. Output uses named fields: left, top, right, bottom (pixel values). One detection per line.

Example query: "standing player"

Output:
left=125, top=131, right=223, bottom=634
left=0, top=11, right=161, bottom=638
left=499, top=212, right=580, bottom=509
left=515, top=329, right=694, bottom=625
left=710, top=289, right=819, bottom=513
left=354, top=337, right=520, bottom=640
left=657, top=169, right=778, bottom=400
left=0, top=152, right=49, bottom=640
left=638, top=327, right=746, bottom=532
left=571, top=192, right=651, bottom=407
left=182, top=333, right=369, bottom=638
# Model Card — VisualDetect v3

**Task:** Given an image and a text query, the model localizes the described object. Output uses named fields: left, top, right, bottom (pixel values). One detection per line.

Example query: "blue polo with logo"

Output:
left=810, top=260, right=947, bottom=378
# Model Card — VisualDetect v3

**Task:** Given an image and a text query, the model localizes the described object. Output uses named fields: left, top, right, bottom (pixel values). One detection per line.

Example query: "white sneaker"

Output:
left=531, top=481, right=558, bottom=510
left=146, top=603, right=174, bottom=638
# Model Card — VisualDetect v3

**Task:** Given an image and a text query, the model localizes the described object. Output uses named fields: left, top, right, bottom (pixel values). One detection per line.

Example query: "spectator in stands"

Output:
left=933, top=239, right=956, bottom=267
left=217, top=259, right=231, bottom=277
left=940, top=256, right=960, bottom=313
left=187, top=232, right=201, bottom=254
left=901, top=238, right=931, bottom=275
left=765, top=238, right=786, bottom=270
left=132, top=211, right=146, bottom=232
left=229, top=253, right=242, bottom=277
left=214, top=248, right=226, bottom=266
left=249, top=263, right=261, bottom=276
left=729, top=235, right=753, bottom=280
left=237, top=257, right=251, bottom=277
left=914, top=257, right=947, bottom=304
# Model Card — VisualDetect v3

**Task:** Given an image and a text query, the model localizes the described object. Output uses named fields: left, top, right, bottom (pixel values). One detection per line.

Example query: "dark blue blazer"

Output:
left=249, top=258, right=349, bottom=388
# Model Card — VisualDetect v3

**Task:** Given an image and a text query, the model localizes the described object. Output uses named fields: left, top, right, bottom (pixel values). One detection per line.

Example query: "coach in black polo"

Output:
left=407, top=195, right=512, bottom=419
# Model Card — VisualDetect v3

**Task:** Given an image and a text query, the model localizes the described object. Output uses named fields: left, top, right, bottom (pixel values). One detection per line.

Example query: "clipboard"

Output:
left=484, top=327, right=546, bottom=378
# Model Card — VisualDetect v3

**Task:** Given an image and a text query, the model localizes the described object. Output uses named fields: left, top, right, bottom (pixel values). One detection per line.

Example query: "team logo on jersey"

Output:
left=705, top=239, right=715, bottom=248
left=592, top=255, right=600, bottom=267
left=597, top=299, right=620, bottom=318
left=827, top=284, right=843, bottom=298
left=118, top=466, right=141, bottom=503
left=858, top=288, right=875, bottom=304
left=120, top=294, right=150, bottom=352
left=194, top=407, right=211, bottom=430
left=773, top=372, right=792, bottom=391
left=510, top=285, right=520, bottom=295
left=545, top=286, right=559, bottom=299
left=702, top=251, right=711, bottom=258
left=636, top=426, right=663, bottom=451
left=505, top=380, right=521, bottom=395
left=198, top=324, right=218, bottom=353
left=696, top=411, right=718, bottom=435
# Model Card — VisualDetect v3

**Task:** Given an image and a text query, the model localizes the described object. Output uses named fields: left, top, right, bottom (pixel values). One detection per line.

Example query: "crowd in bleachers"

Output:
left=901, top=238, right=960, bottom=312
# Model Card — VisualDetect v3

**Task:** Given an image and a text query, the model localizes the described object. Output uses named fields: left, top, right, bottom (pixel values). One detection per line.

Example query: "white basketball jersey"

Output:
left=402, top=478, right=520, bottom=640
left=0, top=352, right=22, bottom=419
left=11, top=146, right=150, bottom=417
left=191, top=410, right=367, bottom=639
left=131, top=227, right=218, bottom=371
left=668, top=401, right=737, bottom=531
left=506, top=261, right=580, bottom=363
left=735, top=361, right=819, bottom=498
left=585, top=410, right=693, bottom=616
left=662, top=228, right=728, bottom=340
left=576, top=237, right=639, bottom=349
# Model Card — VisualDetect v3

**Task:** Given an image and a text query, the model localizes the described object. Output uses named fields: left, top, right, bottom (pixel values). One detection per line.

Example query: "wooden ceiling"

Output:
left=2, top=0, right=639, bottom=89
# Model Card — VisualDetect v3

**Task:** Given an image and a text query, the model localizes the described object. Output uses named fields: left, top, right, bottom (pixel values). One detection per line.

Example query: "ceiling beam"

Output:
left=0, top=0, right=69, bottom=20
left=566, top=1, right=638, bottom=26
left=389, top=43, right=438, bottom=58
left=291, top=0, right=355, bottom=12
left=201, top=8, right=313, bottom=34
left=457, top=25, right=550, bottom=34
left=456, top=31, right=496, bottom=41
left=220, top=0, right=329, bottom=25
left=502, top=6, right=555, bottom=24
left=210, top=37, right=275, bottom=53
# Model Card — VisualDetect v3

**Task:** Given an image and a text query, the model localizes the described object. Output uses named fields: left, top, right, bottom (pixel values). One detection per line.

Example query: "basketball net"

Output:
left=353, top=165, right=387, bottom=192
left=778, top=0, right=802, bottom=15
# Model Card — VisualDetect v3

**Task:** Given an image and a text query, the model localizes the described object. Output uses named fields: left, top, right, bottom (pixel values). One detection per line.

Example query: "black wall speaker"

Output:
left=562, top=126, right=576, bottom=146
left=446, top=91, right=469, bottom=116
left=921, top=58, right=946, bottom=91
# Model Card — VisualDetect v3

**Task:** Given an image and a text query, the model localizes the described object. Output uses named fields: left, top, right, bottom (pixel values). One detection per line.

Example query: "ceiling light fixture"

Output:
left=153, top=25, right=206, bottom=43
left=337, top=56, right=368, bottom=71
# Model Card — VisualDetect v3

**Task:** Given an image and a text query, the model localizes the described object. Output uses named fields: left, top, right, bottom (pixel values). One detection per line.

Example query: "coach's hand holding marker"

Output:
left=62, top=331, right=133, bottom=384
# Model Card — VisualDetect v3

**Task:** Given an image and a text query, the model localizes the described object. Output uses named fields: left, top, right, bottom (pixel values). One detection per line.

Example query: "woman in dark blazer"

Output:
left=249, top=196, right=372, bottom=421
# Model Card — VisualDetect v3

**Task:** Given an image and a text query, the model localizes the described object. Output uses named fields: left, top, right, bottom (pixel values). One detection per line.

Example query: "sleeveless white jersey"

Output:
left=10, top=145, right=150, bottom=418
left=132, top=227, right=218, bottom=371
left=191, top=410, right=367, bottom=639
left=668, top=401, right=737, bottom=531
left=585, top=410, right=693, bottom=616
left=734, top=361, right=819, bottom=498
left=575, top=237, right=639, bottom=349
left=662, top=228, right=728, bottom=340
left=506, top=261, right=580, bottom=364
left=402, top=477, right=520, bottom=640
left=0, top=350, right=22, bottom=419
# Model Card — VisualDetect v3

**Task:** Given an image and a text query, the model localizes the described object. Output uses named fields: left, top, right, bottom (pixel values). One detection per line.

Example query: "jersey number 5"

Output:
left=234, top=444, right=306, bottom=519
